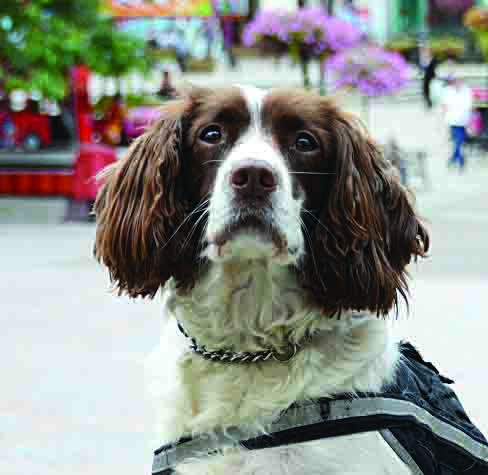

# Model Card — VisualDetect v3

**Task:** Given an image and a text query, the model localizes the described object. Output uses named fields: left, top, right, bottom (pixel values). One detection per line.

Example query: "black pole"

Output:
left=327, top=0, right=334, bottom=15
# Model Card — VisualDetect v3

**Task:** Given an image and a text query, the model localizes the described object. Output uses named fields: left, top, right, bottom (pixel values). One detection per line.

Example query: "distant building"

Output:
left=365, top=0, right=480, bottom=43
left=248, top=0, right=481, bottom=44
left=364, top=0, right=426, bottom=43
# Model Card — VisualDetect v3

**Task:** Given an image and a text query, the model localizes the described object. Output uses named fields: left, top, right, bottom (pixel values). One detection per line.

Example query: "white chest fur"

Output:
left=145, top=261, right=410, bottom=474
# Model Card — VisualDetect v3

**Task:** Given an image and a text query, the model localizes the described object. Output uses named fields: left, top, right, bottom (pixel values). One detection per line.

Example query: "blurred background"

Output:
left=1, top=1, right=488, bottom=474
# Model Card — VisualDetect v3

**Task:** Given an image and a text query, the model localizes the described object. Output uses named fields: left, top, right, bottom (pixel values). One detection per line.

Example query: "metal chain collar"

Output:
left=177, top=323, right=297, bottom=364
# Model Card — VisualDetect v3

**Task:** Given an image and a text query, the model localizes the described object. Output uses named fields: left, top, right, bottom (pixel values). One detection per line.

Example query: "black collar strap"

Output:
left=152, top=395, right=488, bottom=474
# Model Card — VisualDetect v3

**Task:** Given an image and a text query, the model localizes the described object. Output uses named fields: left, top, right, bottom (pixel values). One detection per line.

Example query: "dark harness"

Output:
left=152, top=343, right=488, bottom=474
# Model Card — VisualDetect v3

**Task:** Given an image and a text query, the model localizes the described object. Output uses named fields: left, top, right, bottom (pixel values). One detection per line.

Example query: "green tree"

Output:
left=0, top=0, right=153, bottom=100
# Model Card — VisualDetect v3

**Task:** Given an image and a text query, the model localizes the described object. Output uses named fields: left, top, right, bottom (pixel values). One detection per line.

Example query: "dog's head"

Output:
left=94, top=86, right=429, bottom=315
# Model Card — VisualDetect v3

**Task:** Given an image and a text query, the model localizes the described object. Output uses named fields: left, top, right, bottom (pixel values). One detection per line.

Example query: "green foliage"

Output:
left=0, top=0, right=153, bottom=100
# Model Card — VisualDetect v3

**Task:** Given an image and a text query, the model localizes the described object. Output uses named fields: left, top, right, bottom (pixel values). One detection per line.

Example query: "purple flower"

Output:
left=326, top=46, right=410, bottom=97
left=242, top=8, right=361, bottom=58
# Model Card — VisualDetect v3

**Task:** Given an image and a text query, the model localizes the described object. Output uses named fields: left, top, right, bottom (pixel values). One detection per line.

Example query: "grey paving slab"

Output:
left=1, top=224, right=162, bottom=475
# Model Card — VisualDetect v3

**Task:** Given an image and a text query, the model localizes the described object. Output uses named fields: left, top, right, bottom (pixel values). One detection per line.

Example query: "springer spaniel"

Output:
left=94, top=86, right=429, bottom=474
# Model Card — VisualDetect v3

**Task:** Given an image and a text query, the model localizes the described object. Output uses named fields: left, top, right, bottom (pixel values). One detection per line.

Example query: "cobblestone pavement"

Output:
left=1, top=97, right=488, bottom=474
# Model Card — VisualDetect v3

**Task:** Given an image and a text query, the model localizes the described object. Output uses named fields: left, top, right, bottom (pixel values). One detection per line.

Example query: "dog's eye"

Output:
left=200, top=125, right=223, bottom=144
left=295, top=132, right=318, bottom=152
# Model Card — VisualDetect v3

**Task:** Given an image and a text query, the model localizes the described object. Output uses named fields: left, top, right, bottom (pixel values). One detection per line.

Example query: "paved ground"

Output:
left=177, top=57, right=488, bottom=91
left=1, top=223, right=160, bottom=475
left=1, top=96, right=488, bottom=474
left=401, top=181, right=488, bottom=439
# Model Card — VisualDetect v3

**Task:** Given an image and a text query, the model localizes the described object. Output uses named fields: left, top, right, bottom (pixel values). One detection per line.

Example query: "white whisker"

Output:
left=160, top=198, right=209, bottom=250
left=178, top=208, right=209, bottom=256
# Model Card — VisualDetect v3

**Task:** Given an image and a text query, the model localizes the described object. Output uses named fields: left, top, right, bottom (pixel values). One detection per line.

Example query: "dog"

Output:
left=94, top=86, right=431, bottom=474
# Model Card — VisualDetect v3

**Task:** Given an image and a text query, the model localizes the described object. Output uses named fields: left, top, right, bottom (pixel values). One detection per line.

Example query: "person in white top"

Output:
left=441, top=76, right=473, bottom=169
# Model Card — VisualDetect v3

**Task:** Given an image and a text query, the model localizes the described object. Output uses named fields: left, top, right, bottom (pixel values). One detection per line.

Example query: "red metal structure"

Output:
left=0, top=169, right=72, bottom=196
left=0, top=65, right=116, bottom=210
left=0, top=101, right=52, bottom=151
left=11, top=109, right=52, bottom=150
left=72, top=65, right=95, bottom=144
left=71, top=144, right=115, bottom=201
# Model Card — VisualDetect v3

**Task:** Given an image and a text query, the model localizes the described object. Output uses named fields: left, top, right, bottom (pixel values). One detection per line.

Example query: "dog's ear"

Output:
left=303, top=112, right=429, bottom=315
left=94, top=100, right=194, bottom=298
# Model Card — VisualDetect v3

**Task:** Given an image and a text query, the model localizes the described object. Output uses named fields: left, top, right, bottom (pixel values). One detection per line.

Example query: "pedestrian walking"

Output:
left=422, top=55, right=440, bottom=109
left=441, top=76, right=473, bottom=170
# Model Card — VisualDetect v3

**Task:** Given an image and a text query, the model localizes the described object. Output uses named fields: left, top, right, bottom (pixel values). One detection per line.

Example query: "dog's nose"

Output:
left=230, top=160, right=277, bottom=197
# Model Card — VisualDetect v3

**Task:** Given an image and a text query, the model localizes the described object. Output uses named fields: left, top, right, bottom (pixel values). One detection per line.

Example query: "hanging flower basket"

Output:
left=326, top=46, right=409, bottom=97
left=325, top=46, right=409, bottom=124
left=242, top=8, right=361, bottom=89
left=242, top=8, right=361, bottom=59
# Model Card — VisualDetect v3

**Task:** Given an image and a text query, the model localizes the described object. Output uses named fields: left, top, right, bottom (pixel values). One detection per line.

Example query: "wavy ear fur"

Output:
left=94, top=102, right=195, bottom=298
left=301, top=112, right=429, bottom=315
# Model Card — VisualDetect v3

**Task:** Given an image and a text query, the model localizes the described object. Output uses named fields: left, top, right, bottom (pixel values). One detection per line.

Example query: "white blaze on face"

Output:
left=205, top=86, right=305, bottom=264
left=238, top=85, right=266, bottom=131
